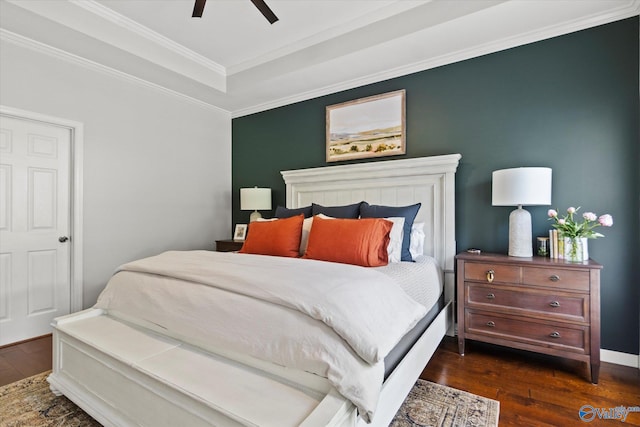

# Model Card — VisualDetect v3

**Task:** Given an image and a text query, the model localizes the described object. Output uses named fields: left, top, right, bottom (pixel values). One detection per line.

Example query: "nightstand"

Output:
left=456, top=252, right=602, bottom=383
left=215, top=239, right=244, bottom=252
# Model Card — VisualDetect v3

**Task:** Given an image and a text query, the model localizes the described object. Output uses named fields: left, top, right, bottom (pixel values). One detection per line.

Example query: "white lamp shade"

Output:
left=492, top=167, right=552, bottom=206
left=240, top=187, right=272, bottom=211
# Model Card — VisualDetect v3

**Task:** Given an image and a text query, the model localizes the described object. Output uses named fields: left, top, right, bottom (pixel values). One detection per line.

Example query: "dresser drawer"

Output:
left=466, top=311, right=588, bottom=354
left=523, top=266, right=590, bottom=291
left=464, top=262, right=520, bottom=284
left=466, top=284, right=589, bottom=322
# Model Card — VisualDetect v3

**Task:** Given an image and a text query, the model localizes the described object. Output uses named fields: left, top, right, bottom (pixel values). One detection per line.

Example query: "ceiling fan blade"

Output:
left=192, top=0, right=206, bottom=18
left=250, top=0, right=279, bottom=24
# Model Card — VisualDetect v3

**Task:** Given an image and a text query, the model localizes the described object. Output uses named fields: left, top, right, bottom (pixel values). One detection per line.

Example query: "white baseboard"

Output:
left=601, top=349, right=640, bottom=369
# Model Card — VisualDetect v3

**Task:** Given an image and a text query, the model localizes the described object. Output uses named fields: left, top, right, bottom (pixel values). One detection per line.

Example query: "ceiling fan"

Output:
left=192, top=0, right=279, bottom=24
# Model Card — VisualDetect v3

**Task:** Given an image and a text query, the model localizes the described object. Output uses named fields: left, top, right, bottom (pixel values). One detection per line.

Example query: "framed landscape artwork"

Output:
left=326, top=89, right=406, bottom=162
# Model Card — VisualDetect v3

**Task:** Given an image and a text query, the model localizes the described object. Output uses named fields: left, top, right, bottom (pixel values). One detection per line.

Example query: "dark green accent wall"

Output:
left=233, top=17, right=639, bottom=355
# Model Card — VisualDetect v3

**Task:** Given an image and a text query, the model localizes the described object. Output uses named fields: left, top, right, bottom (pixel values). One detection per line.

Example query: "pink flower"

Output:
left=549, top=205, right=613, bottom=239
left=598, top=214, right=613, bottom=227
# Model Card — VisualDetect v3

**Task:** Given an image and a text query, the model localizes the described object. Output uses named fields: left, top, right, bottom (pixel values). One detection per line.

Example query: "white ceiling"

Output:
left=1, top=0, right=638, bottom=117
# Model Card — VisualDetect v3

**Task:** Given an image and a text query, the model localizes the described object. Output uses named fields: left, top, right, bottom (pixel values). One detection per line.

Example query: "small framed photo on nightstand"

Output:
left=234, top=224, right=247, bottom=241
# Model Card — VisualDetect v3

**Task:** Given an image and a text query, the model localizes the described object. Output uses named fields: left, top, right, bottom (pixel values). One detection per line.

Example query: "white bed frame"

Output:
left=48, top=154, right=461, bottom=427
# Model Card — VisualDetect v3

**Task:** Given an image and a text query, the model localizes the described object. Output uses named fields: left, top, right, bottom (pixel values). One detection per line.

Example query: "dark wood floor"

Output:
left=421, top=337, right=640, bottom=426
left=0, top=334, right=52, bottom=387
left=1, top=334, right=639, bottom=426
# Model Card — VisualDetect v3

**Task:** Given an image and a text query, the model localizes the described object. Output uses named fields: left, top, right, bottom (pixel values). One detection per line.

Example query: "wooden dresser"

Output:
left=456, top=252, right=602, bottom=383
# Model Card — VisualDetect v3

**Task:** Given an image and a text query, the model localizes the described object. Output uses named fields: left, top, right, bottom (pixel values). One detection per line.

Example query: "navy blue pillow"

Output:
left=360, top=202, right=421, bottom=261
left=275, top=205, right=313, bottom=218
left=311, top=202, right=363, bottom=219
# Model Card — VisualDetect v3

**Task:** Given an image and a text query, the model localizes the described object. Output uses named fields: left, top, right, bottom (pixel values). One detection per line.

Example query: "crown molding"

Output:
left=226, top=0, right=430, bottom=75
left=5, top=0, right=226, bottom=92
left=0, top=29, right=230, bottom=116
left=71, top=0, right=226, bottom=77
left=232, top=0, right=640, bottom=118
left=3, top=0, right=636, bottom=118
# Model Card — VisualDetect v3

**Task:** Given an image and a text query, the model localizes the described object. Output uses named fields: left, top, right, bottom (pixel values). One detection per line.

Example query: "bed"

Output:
left=47, top=153, right=461, bottom=427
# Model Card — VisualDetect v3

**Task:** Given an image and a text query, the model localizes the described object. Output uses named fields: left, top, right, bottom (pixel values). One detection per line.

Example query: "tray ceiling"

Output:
left=1, top=0, right=638, bottom=116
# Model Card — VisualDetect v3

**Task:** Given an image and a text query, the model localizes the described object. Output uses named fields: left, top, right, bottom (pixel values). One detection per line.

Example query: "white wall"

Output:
left=0, top=40, right=232, bottom=307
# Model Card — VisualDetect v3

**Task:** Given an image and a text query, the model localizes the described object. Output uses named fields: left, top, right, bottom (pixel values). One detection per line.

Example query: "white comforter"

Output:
left=94, top=250, right=427, bottom=421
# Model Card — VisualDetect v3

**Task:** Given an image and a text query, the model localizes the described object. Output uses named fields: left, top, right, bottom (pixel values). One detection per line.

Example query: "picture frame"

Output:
left=326, top=89, right=406, bottom=162
left=233, top=224, right=248, bottom=241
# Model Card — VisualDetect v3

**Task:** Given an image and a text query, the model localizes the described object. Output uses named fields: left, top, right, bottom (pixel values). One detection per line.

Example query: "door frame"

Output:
left=1, top=105, right=84, bottom=313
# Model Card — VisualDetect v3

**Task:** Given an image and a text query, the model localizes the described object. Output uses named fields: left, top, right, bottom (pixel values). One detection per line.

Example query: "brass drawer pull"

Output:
left=549, top=301, right=561, bottom=308
left=486, top=293, right=495, bottom=300
left=549, top=331, right=561, bottom=338
left=486, top=270, right=495, bottom=283
left=486, top=321, right=496, bottom=327
left=549, top=274, right=560, bottom=282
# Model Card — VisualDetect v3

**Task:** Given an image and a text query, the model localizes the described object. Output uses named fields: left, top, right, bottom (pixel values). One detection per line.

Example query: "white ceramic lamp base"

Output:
left=508, top=206, right=532, bottom=257
left=249, top=210, right=262, bottom=222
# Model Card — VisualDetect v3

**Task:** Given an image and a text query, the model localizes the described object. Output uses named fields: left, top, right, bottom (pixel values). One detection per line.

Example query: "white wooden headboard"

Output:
left=281, top=154, right=461, bottom=305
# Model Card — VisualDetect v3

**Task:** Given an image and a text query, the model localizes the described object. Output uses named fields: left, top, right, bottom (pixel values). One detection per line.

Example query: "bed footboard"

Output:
left=48, top=301, right=451, bottom=427
left=48, top=309, right=356, bottom=427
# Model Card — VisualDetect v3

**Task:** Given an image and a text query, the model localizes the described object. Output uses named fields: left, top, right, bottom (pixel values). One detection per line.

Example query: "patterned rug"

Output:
left=0, top=371, right=100, bottom=427
left=389, top=379, right=500, bottom=427
left=0, top=372, right=499, bottom=427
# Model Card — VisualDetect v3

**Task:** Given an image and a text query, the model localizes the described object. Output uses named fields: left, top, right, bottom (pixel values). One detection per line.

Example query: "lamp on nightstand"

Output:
left=240, top=187, right=272, bottom=222
left=492, top=167, right=552, bottom=257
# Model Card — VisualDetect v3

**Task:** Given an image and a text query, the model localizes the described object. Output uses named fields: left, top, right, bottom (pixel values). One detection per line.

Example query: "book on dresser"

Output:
left=455, top=251, right=602, bottom=383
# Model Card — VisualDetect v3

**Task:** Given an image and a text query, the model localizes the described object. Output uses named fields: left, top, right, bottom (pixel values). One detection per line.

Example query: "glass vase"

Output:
left=563, top=237, right=589, bottom=262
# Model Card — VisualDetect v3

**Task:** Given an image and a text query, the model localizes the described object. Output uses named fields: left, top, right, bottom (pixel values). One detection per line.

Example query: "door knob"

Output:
left=58, top=236, right=69, bottom=243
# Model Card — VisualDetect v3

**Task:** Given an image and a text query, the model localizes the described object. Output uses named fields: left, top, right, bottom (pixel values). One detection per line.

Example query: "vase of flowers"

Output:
left=548, top=207, right=613, bottom=262
left=563, top=236, right=588, bottom=262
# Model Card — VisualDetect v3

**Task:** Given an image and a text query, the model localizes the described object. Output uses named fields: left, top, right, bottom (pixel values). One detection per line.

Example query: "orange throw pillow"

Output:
left=239, top=214, right=303, bottom=257
left=303, top=216, right=392, bottom=267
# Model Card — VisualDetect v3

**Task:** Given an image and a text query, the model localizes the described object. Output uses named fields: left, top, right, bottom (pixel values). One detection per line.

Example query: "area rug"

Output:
left=0, top=371, right=100, bottom=427
left=390, top=379, right=500, bottom=427
left=1, top=372, right=499, bottom=427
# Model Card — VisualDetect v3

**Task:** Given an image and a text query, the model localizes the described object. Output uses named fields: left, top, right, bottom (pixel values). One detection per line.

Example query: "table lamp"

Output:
left=240, top=187, right=272, bottom=222
left=492, top=167, right=552, bottom=257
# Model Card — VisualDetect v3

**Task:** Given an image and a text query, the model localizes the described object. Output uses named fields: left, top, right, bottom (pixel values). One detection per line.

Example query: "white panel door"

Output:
left=0, top=115, right=71, bottom=345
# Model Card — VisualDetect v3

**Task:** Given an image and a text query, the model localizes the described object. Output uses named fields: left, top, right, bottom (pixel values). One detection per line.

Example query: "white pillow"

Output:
left=385, top=217, right=405, bottom=263
left=299, top=216, right=314, bottom=256
left=409, top=222, right=425, bottom=259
